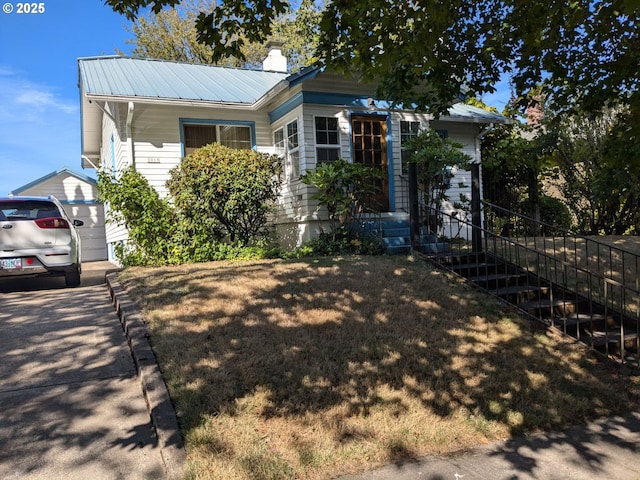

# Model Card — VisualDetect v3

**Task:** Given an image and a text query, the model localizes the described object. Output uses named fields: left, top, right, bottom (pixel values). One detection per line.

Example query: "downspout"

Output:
left=126, top=101, right=135, bottom=168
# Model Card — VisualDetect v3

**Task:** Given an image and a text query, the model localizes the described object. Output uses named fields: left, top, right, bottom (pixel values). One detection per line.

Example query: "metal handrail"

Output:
left=417, top=199, right=640, bottom=366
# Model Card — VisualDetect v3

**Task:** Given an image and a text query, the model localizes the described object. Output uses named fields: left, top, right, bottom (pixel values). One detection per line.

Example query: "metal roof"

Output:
left=78, top=56, right=290, bottom=104
left=444, top=103, right=511, bottom=123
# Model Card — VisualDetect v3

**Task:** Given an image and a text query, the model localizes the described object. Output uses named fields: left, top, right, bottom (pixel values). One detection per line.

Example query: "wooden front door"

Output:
left=351, top=116, right=389, bottom=211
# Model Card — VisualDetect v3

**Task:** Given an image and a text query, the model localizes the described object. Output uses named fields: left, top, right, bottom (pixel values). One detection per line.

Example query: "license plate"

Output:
left=0, top=258, right=22, bottom=269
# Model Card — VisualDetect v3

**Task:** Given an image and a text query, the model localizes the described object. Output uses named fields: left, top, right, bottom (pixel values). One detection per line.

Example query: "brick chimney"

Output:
left=262, top=41, right=288, bottom=73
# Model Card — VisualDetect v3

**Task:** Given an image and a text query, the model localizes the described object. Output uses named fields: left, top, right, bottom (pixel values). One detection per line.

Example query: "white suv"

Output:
left=0, top=195, right=83, bottom=287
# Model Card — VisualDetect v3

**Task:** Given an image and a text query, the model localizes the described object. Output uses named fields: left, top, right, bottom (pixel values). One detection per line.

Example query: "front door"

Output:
left=351, top=116, right=389, bottom=211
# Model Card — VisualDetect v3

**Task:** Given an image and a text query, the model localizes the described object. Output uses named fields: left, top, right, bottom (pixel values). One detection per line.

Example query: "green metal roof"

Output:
left=78, top=56, right=290, bottom=104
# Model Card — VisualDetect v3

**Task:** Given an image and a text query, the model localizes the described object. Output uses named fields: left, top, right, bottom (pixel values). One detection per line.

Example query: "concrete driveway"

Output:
left=0, top=262, right=174, bottom=479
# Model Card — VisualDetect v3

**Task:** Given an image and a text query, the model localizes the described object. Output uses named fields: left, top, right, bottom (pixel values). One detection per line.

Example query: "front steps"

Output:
left=355, top=219, right=449, bottom=255
left=432, top=251, right=640, bottom=365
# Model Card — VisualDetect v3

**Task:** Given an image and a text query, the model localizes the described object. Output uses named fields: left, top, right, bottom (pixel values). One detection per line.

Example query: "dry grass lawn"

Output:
left=117, top=256, right=640, bottom=480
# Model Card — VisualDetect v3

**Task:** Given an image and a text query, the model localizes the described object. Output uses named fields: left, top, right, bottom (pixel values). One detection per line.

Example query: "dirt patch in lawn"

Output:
left=117, top=256, right=640, bottom=480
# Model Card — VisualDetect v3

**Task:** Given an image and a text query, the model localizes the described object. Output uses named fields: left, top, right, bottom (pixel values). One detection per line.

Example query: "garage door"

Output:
left=62, top=203, right=108, bottom=262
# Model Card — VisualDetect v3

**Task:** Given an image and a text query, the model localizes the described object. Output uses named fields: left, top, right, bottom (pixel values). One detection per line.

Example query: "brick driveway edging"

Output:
left=106, top=273, right=186, bottom=480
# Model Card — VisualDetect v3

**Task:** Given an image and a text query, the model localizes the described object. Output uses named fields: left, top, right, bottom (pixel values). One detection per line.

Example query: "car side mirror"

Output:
left=73, top=219, right=84, bottom=227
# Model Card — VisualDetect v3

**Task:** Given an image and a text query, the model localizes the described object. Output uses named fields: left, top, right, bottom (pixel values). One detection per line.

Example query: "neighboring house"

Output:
left=11, top=167, right=108, bottom=262
left=78, top=45, right=508, bottom=260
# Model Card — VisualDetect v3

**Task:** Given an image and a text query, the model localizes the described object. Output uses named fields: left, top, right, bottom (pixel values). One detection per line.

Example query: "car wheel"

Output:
left=65, top=268, right=81, bottom=287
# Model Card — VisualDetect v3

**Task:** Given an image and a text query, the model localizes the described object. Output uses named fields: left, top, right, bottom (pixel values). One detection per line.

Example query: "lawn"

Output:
left=117, top=255, right=640, bottom=480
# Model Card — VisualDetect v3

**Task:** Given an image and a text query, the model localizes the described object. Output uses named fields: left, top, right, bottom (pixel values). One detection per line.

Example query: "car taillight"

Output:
left=35, top=217, right=70, bottom=229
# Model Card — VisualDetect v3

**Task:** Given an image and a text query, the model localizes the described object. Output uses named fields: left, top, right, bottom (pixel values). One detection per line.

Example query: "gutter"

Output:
left=127, top=102, right=135, bottom=168
left=85, top=94, right=258, bottom=110
left=252, top=79, right=291, bottom=111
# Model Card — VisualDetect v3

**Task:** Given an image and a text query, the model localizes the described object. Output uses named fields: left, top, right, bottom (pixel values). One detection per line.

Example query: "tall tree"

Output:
left=106, top=0, right=639, bottom=125
left=549, top=107, right=640, bottom=235
left=120, top=0, right=320, bottom=71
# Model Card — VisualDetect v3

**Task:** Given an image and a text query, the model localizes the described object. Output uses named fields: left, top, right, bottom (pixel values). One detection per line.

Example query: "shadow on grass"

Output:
left=120, top=256, right=640, bottom=479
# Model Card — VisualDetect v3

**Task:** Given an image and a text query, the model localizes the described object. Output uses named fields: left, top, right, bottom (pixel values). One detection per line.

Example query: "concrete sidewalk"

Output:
left=339, top=412, right=640, bottom=479
left=0, top=261, right=184, bottom=479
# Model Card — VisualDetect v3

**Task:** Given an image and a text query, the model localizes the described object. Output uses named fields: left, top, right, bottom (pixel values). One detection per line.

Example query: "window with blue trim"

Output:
left=183, top=123, right=251, bottom=155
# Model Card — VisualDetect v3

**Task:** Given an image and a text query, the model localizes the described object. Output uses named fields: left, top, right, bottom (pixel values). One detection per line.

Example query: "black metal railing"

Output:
left=417, top=198, right=640, bottom=367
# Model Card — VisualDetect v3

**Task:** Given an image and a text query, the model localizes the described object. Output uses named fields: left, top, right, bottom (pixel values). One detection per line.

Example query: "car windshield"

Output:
left=0, top=201, right=61, bottom=221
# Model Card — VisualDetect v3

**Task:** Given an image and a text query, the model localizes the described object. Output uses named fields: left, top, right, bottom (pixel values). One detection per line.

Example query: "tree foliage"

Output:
left=404, top=130, right=472, bottom=210
left=167, top=142, right=282, bottom=247
left=107, top=0, right=639, bottom=126
left=549, top=108, right=640, bottom=235
left=119, top=0, right=320, bottom=70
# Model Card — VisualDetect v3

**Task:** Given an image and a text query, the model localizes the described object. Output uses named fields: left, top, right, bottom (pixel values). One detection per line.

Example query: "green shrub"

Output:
left=292, top=228, right=386, bottom=257
left=98, top=167, right=177, bottom=266
left=167, top=143, right=282, bottom=247
left=300, top=158, right=383, bottom=235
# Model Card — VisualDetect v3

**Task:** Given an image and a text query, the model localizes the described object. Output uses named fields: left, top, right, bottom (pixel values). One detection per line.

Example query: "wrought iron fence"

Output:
left=417, top=198, right=640, bottom=366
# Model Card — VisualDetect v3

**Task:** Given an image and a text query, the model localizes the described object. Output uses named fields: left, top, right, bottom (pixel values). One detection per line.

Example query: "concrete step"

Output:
left=552, top=313, right=610, bottom=327
left=383, top=227, right=410, bottom=237
left=584, top=330, right=640, bottom=349
left=466, top=273, right=526, bottom=285
left=518, top=298, right=576, bottom=316
left=383, top=236, right=449, bottom=255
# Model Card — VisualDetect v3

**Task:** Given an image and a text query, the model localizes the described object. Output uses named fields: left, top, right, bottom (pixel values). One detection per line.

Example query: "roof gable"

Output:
left=13, top=167, right=97, bottom=195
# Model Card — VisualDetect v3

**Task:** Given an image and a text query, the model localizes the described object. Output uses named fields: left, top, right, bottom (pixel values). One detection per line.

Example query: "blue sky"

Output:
left=0, top=0, right=133, bottom=195
left=0, top=1, right=511, bottom=196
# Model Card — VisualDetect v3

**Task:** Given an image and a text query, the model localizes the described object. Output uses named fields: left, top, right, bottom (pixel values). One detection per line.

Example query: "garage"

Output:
left=11, top=167, right=108, bottom=262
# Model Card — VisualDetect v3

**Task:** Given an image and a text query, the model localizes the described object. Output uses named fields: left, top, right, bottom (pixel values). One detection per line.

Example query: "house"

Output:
left=11, top=167, right=108, bottom=261
left=78, top=45, right=508, bottom=261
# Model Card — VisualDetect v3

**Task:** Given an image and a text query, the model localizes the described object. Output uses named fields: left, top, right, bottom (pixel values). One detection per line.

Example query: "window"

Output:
left=435, top=129, right=449, bottom=139
left=183, top=123, right=252, bottom=155
left=315, top=116, right=340, bottom=163
left=400, top=120, right=421, bottom=173
left=287, top=120, right=300, bottom=177
left=274, top=129, right=285, bottom=155
left=274, top=119, right=300, bottom=179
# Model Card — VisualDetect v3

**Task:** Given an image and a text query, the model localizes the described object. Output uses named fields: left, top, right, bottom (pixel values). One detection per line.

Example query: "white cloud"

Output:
left=0, top=68, right=82, bottom=195
left=0, top=68, right=78, bottom=118
left=14, top=88, right=77, bottom=114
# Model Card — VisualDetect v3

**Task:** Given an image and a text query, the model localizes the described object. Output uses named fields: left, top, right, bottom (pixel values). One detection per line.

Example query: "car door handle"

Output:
left=2, top=224, right=12, bottom=229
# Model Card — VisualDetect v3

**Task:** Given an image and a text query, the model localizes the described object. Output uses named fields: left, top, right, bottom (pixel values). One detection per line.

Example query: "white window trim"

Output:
left=313, top=115, right=341, bottom=164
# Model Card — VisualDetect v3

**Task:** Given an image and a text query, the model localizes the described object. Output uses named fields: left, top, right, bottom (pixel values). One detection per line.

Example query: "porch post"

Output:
left=471, top=163, right=483, bottom=252
left=408, top=162, right=420, bottom=253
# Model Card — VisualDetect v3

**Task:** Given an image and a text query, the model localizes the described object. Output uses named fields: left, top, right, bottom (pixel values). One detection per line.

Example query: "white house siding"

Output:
left=16, top=172, right=107, bottom=262
left=63, top=203, right=107, bottom=262
left=430, top=120, right=483, bottom=240
left=100, top=102, right=130, bottom=257
left=272, top=103, right=489, bottom=246
left=270, top=105, right=316, bottom=248
left=388, top=111, right=431, bottom=213
left=130, top=103, right=275, bottom=197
